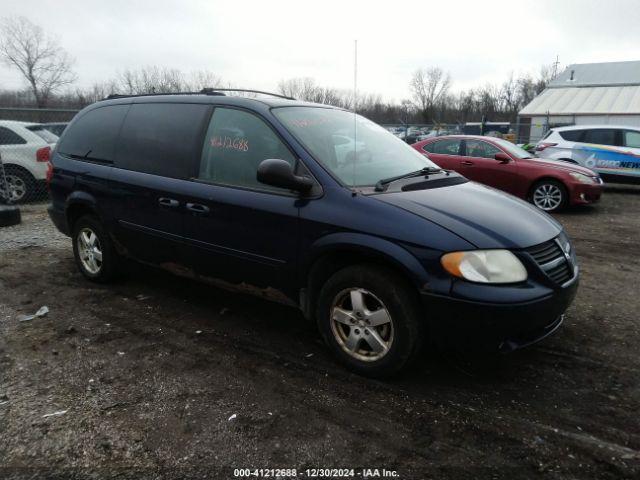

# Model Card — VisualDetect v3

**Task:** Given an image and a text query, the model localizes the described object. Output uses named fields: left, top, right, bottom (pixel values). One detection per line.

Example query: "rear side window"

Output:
left=582, top=129, right=617, bottom=146
left=623, top=130, right=640, bottom=148
left=0, top=126, right=27, bottom=145
left=26, top=125, right=58, bottom=144
left=559, top=129, right=584, bottom=142
left=198, top=107, right=295, bottom=191
left=58, top=105, right=129, bottom=161
left=116, top=103, right=210, bottom=178
left=424, top=139, right=460, bottom=155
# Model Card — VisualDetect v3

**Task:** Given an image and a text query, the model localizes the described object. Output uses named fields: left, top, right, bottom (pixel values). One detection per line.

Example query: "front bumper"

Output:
left=570, top=183, right=603, bottom=205
left=422, top=276, right=578, bottom=352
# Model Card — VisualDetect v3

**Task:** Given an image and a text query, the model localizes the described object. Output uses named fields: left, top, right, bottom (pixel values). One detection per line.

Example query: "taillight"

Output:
left=535, top=142, right=557, bottom=152
left=46, top=162, right=53, bottom=188
left=36, top=146, right=51, bottom=162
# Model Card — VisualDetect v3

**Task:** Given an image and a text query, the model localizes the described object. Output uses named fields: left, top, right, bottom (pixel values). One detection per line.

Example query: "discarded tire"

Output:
left=0, top=205, right=21, bottom=227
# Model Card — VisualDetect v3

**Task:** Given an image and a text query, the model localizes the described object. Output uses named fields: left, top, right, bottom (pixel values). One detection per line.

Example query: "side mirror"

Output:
left=494, top=152, right=511, bottom=163
left=257, top=159, right=313, bottom=193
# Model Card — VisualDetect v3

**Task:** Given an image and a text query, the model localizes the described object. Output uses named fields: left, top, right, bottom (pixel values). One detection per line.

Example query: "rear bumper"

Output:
left=569, top=183, right=603, bottom=205
left=47, top=205, right=70, bottom=236
left=422, top=277, right=578, bottom=352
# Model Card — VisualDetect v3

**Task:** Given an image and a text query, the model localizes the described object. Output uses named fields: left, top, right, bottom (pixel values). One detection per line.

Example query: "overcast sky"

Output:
left=2, top=0, right=640, bottom=101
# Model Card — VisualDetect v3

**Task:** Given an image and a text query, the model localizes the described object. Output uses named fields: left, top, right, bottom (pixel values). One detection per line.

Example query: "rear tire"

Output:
left=72, top=215, right=120, bottom=283
left=315, top=264, right=425, bottom=378
left=3, top=166, right=35, bottom=204
left=530, top=179, right=568, bottom=212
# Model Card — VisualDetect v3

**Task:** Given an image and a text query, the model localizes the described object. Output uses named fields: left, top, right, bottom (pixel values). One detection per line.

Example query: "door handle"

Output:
left=158, top=197, right=180, bottom=208
left=461, top=160, right=474, bottom=166
left=186, top=203, right=210, bottom=215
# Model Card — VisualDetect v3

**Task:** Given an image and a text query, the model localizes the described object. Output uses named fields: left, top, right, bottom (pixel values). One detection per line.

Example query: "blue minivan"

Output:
left=48, top=90, right=579, bottom=377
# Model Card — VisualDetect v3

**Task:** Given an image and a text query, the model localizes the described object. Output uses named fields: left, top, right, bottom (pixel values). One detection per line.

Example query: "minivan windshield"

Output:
left=273, top=107, right=439, bottom=187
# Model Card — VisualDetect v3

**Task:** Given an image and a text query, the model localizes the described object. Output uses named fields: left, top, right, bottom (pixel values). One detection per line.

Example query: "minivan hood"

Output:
left=527, top=157, right=597, bottom=176
left=376, top=181, right=561, bottom=249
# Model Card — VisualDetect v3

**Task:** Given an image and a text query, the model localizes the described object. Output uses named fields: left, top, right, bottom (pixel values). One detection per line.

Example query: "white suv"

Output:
left=536, top=125, right=640, bottom=184
left=0, top=120, right=57, bottom=203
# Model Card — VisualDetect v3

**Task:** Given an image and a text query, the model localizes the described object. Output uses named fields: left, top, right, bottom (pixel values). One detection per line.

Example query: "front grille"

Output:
left=527, top=240, right=563, bottom=264
left=526, top=238, right=574, bottom=285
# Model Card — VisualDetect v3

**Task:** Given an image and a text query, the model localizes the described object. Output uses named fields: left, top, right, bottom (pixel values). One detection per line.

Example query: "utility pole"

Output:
left=552, top=55, right=560, bottom=79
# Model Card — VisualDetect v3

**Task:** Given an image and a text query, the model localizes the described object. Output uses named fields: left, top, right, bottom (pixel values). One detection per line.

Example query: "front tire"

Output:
left=315, top=264, right=425, bottom=378
left=530, top=179, right=568, bottom=212
left=72, top=215, right=120, bottom=283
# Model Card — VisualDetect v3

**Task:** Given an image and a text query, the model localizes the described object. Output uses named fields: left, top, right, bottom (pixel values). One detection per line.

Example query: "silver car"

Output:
left=535, top=125, right=640, bottom=183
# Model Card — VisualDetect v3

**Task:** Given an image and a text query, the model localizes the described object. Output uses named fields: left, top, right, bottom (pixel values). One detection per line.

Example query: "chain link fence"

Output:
left=0, top=106, right=555, bottom=205
left=381, top=122, right=549, bottom=147
left=0, top=107, right=79, bottom=205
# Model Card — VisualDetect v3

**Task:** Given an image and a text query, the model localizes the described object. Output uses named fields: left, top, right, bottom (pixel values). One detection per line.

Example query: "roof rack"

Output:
left=199, top=88, right=295, bottom=100
left=105, top=88, right=295, bottom=101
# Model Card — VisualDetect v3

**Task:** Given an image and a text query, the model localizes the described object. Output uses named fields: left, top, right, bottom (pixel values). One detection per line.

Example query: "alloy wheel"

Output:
left=5, top=174, right=26, bottom=202
left=533, top=183, right=563, bottom=211
left=77, top=227, right=103, bottom=274
left=330, top=288, right=394, bottom=362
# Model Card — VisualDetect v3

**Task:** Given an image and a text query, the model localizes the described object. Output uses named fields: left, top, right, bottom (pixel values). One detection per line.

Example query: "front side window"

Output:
left=198, top=108, right=295, bottom=191
left=623, top=130, right=640, bottom=148
left=464, top=140, right=501, bottom=159
left=273, top=107, right=438, bottom=187
left=425, top=139, right=461, bottom=155
left=0, top=127, right=27, bottom=145
left=582, top=129, right=616, bottom=146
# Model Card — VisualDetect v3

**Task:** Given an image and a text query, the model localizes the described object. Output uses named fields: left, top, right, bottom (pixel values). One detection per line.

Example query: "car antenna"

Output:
left=352, top=39, right=358, bottom=195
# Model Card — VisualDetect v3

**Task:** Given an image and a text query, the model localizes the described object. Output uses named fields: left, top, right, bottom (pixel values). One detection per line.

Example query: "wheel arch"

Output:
left=2, top=162, right=36, bottom=177
left=65, top=192, right=102, bottom=230
left=527, top=175, right=569, bottom=199
left=300, top=233, right=429, bottom=319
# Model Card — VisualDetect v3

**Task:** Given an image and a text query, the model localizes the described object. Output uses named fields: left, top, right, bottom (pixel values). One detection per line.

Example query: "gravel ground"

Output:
left=1, top=188, right=639, bottom=480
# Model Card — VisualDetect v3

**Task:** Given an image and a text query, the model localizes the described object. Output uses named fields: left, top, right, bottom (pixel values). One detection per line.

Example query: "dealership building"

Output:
left=518, top=60, right=640, bottom=141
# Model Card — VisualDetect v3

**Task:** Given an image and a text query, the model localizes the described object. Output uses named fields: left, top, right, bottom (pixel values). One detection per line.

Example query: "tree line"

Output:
left=0, top=16, right=553, bottom=124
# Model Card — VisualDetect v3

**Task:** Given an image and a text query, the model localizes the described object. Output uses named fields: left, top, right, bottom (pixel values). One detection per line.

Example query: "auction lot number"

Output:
left=234, top=468, right=399, bottom=478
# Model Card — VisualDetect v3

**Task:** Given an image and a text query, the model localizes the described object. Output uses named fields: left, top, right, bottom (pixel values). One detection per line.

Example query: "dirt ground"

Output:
left=1, top=187, right=639, bottom=480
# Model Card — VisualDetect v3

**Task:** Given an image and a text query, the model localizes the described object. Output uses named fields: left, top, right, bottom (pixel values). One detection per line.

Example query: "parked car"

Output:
left=536, top=125, right=640, bottom=184
left=48, top=93, right=578, bottom=377
left=40, top=122, right=69, bottom=137
left=0, top=120, right=53, bottom=203
left=413, top=135, right=603, bottom=212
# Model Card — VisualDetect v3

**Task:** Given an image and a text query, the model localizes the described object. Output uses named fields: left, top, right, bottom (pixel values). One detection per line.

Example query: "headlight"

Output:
left=569, top=172, right=597, bottom=184
left=441, top=250, right=527, bottom=284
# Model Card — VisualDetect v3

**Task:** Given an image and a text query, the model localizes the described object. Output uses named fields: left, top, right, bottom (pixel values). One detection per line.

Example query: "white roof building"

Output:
left=518, top=61, right=640, bottom=141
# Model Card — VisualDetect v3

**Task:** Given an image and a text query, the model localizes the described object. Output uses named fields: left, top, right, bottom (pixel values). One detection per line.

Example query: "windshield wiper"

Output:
left=374, top=167, right=443, bottom=192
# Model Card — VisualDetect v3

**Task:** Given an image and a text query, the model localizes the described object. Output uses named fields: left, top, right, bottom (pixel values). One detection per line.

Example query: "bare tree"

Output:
left=409, top=67, right=451, bottom=123
left=500, top=73, right=519, bottom=119
left=186, top=70, right=223, bottom=91
left=277, top=77, right=320, bottom=101
left=535, top=64, right=555, bottom=94
left=114, top=66, right=224, bottom=95
left=116, top=66, right=184, bottom=94
left=0, top=16, right=76, bottom=107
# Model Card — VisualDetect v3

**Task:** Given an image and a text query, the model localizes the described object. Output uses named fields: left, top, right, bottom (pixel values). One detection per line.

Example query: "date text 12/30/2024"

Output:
left=233, top=468, right=400, bottom=478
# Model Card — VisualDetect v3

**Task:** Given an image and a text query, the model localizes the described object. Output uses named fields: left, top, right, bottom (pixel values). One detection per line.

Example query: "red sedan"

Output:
left=412, top=135, right=604, bottom=212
